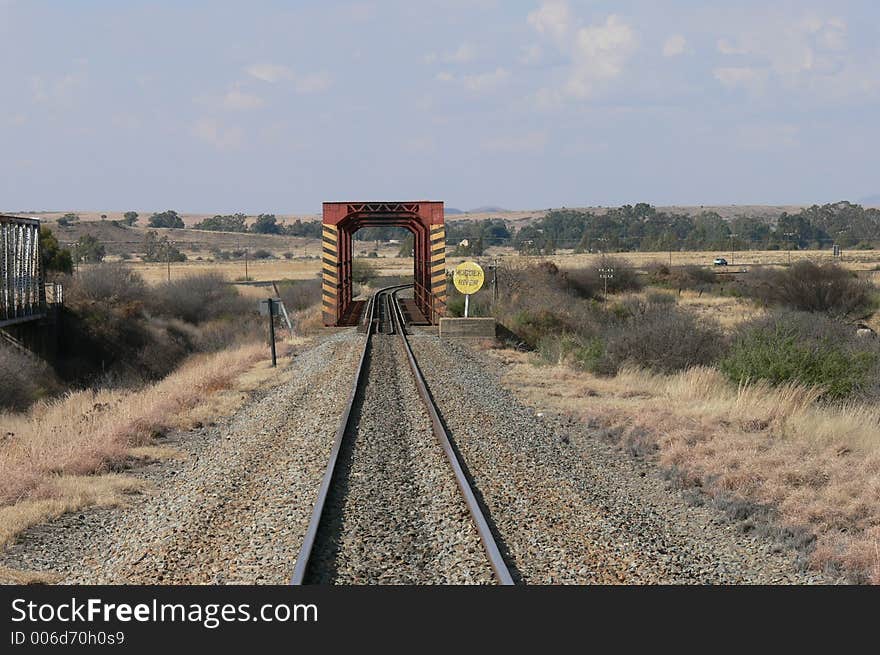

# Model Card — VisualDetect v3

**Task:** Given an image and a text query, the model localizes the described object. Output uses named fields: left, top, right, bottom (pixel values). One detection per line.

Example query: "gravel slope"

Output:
left=409, top=336, right=838, bottom=584
left=305, top=335, right=494, bottom=584
left=0, top=332, right=364, bottom=584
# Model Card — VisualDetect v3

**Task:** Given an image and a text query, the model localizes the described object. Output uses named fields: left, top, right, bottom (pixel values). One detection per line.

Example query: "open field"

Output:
left=119, top=258, right=323, bottom=286
left=87, top=246, right=880, bottom=290
left=40, top=221, right=320, bottom=258
left=496, top=248, right=880, bottom=272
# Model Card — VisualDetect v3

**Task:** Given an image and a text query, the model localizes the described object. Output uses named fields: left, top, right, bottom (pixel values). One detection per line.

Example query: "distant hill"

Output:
left=859, top=194, right=880, bottom=207
left=444, top=207, right=464, bottom=215
left=469, top=206, right=508, bottom=213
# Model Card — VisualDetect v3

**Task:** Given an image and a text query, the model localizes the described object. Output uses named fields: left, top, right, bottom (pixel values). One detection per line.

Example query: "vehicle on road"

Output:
left=713, top=257, right=728, bottom=266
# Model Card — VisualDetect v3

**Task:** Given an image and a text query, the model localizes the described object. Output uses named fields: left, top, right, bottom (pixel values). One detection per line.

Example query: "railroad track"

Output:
left=291, top=285, right=514, bottom=585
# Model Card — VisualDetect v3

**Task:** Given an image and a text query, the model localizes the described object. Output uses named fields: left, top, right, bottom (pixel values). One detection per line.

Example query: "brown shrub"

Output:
left=0, top=346, right=60, bottom=411
left=563, top=256, right=642, bottom=297
left=145, top=273, right=252, bottom=324
left=602, top=305, right=725, bottom=374
left=69, top=263, right=147, bottom=306
left=740, top=261, right=877, bottom=318
left=277, top=279, right=322, bottom=312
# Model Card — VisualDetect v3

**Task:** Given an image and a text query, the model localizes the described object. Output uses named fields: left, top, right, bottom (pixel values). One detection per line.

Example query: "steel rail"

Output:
left=390, top=288, right=515, bottom=585
left=290, top=284, right=408, bottom=585
left=292, top=284, right=514, bottom=585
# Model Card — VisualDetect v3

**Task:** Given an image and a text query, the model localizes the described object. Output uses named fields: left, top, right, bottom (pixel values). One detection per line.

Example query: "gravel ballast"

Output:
left=409, top=336, right=838, bottom=584
left=305, top=334, right=495, bottom=584
left=0, top=325, right=841, bottom=585
left=0, top=332, right=365, bottom=584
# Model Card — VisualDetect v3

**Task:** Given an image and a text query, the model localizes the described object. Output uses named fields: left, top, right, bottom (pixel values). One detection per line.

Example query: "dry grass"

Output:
left=0, top=341, right=298, bottom=548
left=110, top=259, right=323, bottom=285
left=606, top=289, right=766, bottom=331
left=0, top=565, right=62, bottom=584
left=493, top=350, right=880, bottom=583
left=0, top=475, right=150, bottom=548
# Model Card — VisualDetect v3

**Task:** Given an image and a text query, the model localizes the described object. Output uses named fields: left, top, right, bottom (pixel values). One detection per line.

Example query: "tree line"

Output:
left=505, top=201, right=879, bottom=254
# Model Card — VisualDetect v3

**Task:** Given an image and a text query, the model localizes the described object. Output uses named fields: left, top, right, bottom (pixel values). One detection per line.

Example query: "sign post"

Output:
left=259, top=297, right=281, bottom=366
left=453, top=261, right=485, bottom=317
left=598, top=267, right=614, bottom=299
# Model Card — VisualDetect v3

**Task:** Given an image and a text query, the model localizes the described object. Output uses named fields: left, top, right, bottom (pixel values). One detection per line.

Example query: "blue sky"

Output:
left=1, top=0, right=878, bottom=214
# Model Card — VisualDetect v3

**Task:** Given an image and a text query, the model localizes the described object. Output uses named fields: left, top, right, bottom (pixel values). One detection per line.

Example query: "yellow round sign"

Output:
left=453, top=261, right=485, bottom=295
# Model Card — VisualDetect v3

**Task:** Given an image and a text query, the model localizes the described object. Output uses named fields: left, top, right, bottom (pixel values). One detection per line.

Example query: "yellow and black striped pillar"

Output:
left=322, top=224, right=339, bottom=325
left=429, top=223, right=446, bottom=322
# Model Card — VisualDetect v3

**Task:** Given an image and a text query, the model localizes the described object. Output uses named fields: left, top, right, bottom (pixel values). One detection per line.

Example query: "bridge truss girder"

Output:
left=1, top=215, right=42, bottom=327
left=322, top=202, right=446, bottom=326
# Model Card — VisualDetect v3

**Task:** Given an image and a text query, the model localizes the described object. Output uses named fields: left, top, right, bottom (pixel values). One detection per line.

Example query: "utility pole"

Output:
left=267, top=298, right=277, bottom=367
left=244, top=249, right=249, bottom=280
left=783, top=232, right=797, bottom=266
left=166, top=244, right=171, bottom=282
left=729, top=233, right=737, bottom=266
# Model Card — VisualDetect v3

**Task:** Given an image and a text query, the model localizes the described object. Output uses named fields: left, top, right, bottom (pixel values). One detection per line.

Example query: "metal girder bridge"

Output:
left=1, top=214, right=44, bottom=328
left=322, top=201, right=446, bottom=326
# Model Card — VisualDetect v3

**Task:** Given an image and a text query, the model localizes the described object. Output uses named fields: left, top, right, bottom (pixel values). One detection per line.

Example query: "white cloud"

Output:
left=565, top=15, right=637, bottom=98
left=527, top=0, right=571, bottom=45
left=482, top=131, right=547, bottom=153
left=462, top=68, right=510, bottom=92
left=446, top=43, right=477, bottom=63
left=715, top=13, right=855, bottom=96
left=662, top=34, right=687, bottom=57
left=246, top=63, right=294, bottom=83
left=529, top=3, right=637, bottom=102
left=192, top=118, right=244, bottom=150
left=222, top=86, right=265, bottom=110
left=30, top=68, right=88, bottom=106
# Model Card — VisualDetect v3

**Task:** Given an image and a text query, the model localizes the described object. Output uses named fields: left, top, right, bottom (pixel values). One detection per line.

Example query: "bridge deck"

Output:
left=0, top=313, right=46, bottom=329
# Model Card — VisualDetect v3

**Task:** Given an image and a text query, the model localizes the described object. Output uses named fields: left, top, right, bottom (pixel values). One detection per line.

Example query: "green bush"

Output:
left=511, top=308, right=572, bottom=346
left=447, top=292, right=491, bottom=318
left=721, top=312, right=879, bottom=399
left=351, top=258, right=377, bottom=285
